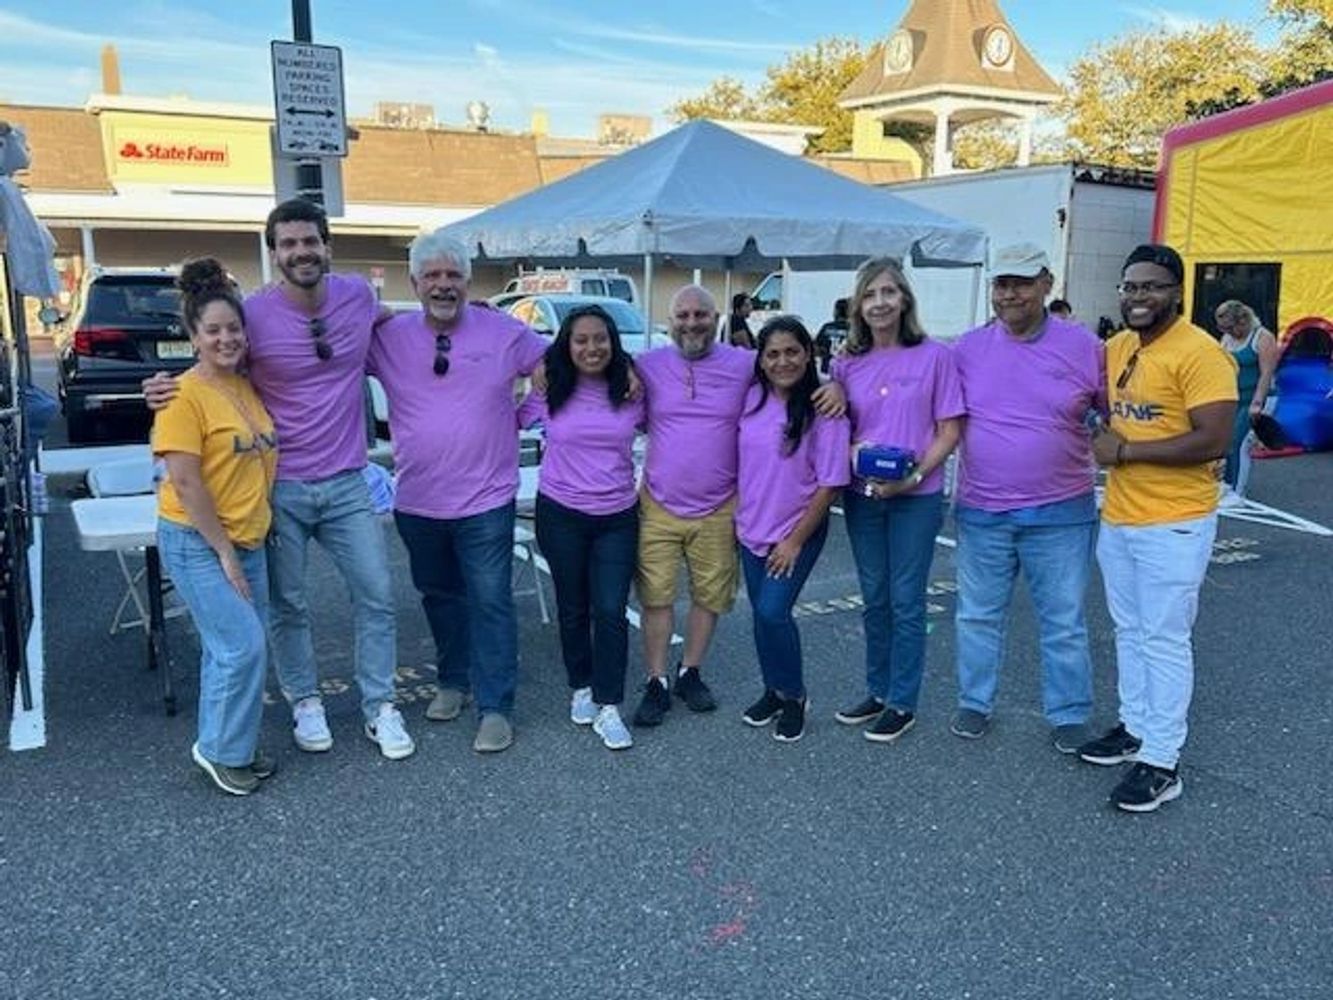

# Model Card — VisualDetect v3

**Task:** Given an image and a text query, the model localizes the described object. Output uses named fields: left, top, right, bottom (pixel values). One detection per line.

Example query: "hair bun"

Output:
left=177, top=257, right=233, bottom=298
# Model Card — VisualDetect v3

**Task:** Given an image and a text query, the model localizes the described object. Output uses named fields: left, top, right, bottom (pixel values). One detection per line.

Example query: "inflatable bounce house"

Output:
left=1155, top=79, right=1333, bottom=451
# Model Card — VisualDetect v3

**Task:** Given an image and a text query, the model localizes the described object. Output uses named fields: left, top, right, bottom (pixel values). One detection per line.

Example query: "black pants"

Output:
left=534, top=493, right=638, bottom=706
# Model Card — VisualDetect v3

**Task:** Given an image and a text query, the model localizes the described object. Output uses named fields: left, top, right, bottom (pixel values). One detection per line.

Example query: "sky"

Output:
left=0, top=0, right=1281, bottom=138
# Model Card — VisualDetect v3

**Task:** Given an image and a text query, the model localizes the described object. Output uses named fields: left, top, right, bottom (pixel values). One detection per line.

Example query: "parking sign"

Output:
left=271, top=40, right=347, bottom=157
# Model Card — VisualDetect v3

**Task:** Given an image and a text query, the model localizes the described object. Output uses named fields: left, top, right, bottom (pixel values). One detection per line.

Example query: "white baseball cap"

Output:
left=989, top=242, right=1051, bottom=280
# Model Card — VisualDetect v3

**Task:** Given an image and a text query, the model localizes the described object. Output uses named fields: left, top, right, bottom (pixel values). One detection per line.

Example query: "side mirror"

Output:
left=38, top=305, right=63, bottom=326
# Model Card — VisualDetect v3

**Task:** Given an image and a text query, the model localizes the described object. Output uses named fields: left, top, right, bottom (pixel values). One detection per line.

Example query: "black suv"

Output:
left=55, top=267, right=193, bottom=442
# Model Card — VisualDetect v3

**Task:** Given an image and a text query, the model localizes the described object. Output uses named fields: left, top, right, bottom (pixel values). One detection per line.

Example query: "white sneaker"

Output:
left=1219, top=487, right=1244, bottom=509
left=293, top=697, right=333, bottom=752
left=364, top=705, right=415, bottom=760
left=570, top=687, right=597, bottom=726
left=592, top=705, right=633, bottom=750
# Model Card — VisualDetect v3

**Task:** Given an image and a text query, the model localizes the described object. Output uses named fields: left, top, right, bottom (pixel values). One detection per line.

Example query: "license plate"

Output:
left=157, top=341, right=194, bottom=359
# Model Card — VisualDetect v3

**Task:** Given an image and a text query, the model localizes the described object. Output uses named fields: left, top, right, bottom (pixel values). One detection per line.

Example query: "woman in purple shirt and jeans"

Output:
left=831, top=258, right=964, bottom=744
left=736, top=318, right=851, bottom=742
left=520, top=305, right=645, bottom=750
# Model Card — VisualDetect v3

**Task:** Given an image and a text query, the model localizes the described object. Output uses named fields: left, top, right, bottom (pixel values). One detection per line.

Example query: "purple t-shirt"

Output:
left=953, top=315, right=1105, bottom=511
left=636, top=343, right=755, bottom=518
left=736, top=386, right=851, bottom=556
left=368, top=303, right=548, bottom=519
left=518, top=382, right=646, bottom=516
left=244, top=273, right=377, bottom=481
left=831, top=339, right=965, bottom=495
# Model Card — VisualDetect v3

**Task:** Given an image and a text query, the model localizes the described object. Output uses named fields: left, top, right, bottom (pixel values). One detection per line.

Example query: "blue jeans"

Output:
left=535, top=493, right=638, bottom=706
left=954, top=508, right=1095, bottom=725
left=739, top=518, right=829, bottom=700
left=158, top=519, right=269, bottom=767
left=269, top=469, right=397, bottom=722
left=394, top=502, right=518, bottom=717
left=842, top=490, right=943, bottom=713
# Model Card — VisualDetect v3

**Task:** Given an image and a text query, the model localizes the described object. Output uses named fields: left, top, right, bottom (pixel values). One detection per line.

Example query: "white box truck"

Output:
left=747, top=163, right=1155, bottom=340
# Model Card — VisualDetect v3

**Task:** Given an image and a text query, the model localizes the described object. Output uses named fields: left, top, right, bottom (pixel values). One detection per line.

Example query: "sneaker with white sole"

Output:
left=292, top=697, right=333, bottom=752
left=592, top=705, right=633, bottom=750
left=192, top=743, right=258, bottom=796
left=570, top=687, right=597, bottom=726
left=364, top=705, right=415, bottom=760
left=474, top=712, right=514, bottom=753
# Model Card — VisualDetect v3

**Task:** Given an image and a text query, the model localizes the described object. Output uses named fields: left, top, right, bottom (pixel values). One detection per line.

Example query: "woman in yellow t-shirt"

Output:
left=154, top=258, right=278, bottom=796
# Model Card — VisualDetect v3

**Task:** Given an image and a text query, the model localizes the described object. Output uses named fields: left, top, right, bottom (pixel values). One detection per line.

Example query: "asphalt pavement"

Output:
left=2, top=361, right=1331, bottom=999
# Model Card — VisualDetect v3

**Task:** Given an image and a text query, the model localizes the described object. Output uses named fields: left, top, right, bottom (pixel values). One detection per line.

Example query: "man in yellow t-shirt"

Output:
left=1078, top=244, right=1237, bottom=814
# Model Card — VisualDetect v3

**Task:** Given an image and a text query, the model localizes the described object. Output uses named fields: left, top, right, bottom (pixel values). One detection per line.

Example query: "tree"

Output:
left=669, top=77, right=764, bottom=123
left=669, top=37, right=868, bottom=154
left=1263, top=0, right=1333, bottom=92
left=1056, top=23, right=1268, bottom=168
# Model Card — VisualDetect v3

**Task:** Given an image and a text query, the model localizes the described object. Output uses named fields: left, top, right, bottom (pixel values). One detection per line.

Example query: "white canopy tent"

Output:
left=439, top=120, right=988, bottom=324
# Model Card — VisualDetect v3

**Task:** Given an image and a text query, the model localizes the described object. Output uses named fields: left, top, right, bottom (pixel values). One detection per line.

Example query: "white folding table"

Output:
left=70, top=495, right=178, bottom=715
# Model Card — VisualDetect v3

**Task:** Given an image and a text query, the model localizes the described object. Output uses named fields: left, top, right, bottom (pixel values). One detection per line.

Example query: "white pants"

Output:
left=1096, top=515, right=1217, bottom=769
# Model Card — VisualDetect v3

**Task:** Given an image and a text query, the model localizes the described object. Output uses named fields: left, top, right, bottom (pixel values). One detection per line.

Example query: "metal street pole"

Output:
left=291, top=0, right=323, bottom=203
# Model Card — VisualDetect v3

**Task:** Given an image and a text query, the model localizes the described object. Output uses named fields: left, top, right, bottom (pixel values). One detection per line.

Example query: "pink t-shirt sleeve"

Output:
left=811, top=414, right=852, bottom=487
left=517, top=391, right=548, bottom=429
left=932, top=345, right=966, bottom=422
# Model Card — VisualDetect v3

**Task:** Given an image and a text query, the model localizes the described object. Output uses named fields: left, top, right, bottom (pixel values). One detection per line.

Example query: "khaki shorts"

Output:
left=636, top=489, right=738, bottom=614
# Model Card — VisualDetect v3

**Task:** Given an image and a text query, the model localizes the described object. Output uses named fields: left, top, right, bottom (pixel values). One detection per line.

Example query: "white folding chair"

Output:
left=86, top=458, right=186, bottom=635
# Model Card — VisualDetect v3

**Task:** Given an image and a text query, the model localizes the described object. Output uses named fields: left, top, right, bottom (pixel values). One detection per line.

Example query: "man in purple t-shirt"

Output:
left=146, top=199, right=414, bottom=762
left=950, top=242, right=1105, bottom=754
left=371, top=230, right=548, bottom=754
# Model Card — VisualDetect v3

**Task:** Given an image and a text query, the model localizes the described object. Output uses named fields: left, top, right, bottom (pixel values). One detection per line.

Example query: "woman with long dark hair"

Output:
left=520, top=304, right=645, bottom=750
left=736, top=317, right=850, bottom=742
left=831, top=257, right=963, bottom=744
left=725, top=292, right=756, bottom=349
left=154, top=258, right=278, bottom=795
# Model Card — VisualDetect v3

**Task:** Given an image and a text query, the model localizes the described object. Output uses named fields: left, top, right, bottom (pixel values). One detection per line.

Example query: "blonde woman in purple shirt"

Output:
left=831, top=257, right=965, bottom=743
left=518, top=305, right=646, bottom=751
left=737, top=318, right=851, bottom=742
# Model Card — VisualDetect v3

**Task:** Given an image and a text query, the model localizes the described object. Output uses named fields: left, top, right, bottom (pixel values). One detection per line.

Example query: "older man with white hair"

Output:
left=370, top=229, right=549, bottom=753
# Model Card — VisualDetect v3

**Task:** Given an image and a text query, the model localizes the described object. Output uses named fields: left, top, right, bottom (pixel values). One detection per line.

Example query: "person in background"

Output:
left=1048, top=299, right=1073, bottom=319
left=832, top=257, right=964, bottom=744
left=1214, top=299, right=1280, bottom=501
left=736, top=317, right=850, bottom=742
left=370, top=229, right=549, bottom=754
left=815, top=298, right=850, bottom=376
left=518, top=304, right=645, bottom=751
left=725, top=292, right=756, bottom=349
left=949, top=243, right=1103, bottom=754
left=154, top=258, right=277, bottom=796
left=145, top=199, right=413, bottom=762
left=1081, top=244, right=1236, bottom=813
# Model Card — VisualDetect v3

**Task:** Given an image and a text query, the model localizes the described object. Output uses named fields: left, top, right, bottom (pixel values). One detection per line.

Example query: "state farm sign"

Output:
left=116, top=140, right=230, bottom=166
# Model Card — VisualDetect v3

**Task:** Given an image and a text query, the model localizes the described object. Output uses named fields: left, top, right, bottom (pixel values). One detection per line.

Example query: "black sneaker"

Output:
left=774, top=698, right=806, bottom=743
left=673, top=667, right=717, bottom=713
left=834, top=695, right=883, bottom=726
left=632, top=678, right=672, bottom=727
left=742, top=689, right=783, bottom=727
left=1110, top=761, right=1183, bottom=813
left=864, top=707, right=915, bottom=743
left=249, top=749, right=277, bottom=780
left=1078, top=723, right=1142, bottom=766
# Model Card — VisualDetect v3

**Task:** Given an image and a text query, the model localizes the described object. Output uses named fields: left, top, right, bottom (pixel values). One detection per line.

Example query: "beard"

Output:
left=277, top=252, right=330, bottom=290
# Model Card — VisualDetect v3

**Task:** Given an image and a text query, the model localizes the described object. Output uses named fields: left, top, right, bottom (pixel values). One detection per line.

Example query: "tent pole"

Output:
left=643, top=253, right=654, bottom=351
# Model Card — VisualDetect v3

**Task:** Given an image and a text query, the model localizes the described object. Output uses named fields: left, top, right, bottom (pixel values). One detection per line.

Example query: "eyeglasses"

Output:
left=433, top=333, right=452, bottom=376
left=1116, top=349, right=1140, bottom=390
left=1117, top=281, right=1178, bottom=297
left=308, top=317, right=333, bottom=361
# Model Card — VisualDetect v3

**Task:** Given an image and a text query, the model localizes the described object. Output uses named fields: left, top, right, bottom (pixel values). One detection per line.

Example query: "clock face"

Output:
left=885, top=30, right=913, bottom=73
left=984, top=26, right=1013, bottom=67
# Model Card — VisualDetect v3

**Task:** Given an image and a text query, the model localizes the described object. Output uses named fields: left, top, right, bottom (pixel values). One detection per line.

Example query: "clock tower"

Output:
left=839, top=0, right=1060, bottom=176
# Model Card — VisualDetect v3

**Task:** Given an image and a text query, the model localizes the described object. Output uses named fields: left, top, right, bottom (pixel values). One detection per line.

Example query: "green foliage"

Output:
left=669, top=37, right=867, bottom=154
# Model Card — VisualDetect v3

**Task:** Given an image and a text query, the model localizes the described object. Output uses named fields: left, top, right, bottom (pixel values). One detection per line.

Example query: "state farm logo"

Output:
left=117, top=140, right=229, bottom=165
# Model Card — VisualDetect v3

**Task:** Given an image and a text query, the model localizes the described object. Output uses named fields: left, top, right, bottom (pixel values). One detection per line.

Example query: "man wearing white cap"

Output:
left=949, top=242, right=1105, bottom=752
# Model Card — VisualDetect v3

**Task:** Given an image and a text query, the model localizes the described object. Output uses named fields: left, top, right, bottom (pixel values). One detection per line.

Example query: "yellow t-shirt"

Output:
left=1103, top=316, right=1238, bottom=526
left=154, top=369, right=278, bottom=547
